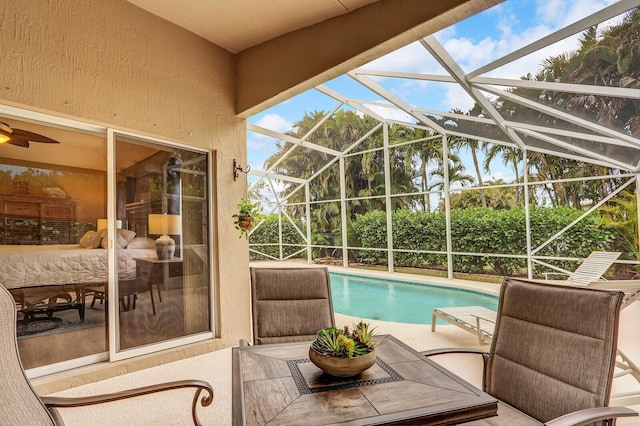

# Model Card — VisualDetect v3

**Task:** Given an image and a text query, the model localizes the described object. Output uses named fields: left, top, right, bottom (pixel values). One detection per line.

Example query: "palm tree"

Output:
left=408, top=129, right=443, bottom=212
left=264, top=110, right=417, bottom=233
left=599, top=189, right=640, bottom=265
left=483, top=144, right=522, bottom=202
left=448, top=106, right=487, bottom=207
left=429, top=159, right=474, bottom=191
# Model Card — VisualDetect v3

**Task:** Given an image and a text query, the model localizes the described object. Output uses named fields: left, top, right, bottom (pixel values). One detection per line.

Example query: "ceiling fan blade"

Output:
left=7, top=137, right=30, bottom=148
left=11, top=128, right=61, bottom=144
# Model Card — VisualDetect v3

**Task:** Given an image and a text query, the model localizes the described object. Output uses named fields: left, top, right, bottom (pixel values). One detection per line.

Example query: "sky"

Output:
left=246, top=0, right=622, bottom=185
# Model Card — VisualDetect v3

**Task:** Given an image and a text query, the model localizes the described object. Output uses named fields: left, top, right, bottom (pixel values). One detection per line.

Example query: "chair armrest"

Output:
left=421, top=348, right=487, bottom=357
left=422, top=348, right=490, bottom=390
left=544, top=406, right=638, bottom=426
left=40, top=379, right=213, bottom=426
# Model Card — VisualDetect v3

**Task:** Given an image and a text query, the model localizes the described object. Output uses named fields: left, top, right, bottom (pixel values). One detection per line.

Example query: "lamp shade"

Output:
left=97, top=219, right=122, bottom=230
left=148, top=214, right=181, bottom=260
left=148, top=214, right=182, bottom=235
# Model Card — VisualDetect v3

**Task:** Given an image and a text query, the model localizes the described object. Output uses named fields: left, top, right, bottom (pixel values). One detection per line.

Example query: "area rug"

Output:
left=17, top=317, right=63, bottom=336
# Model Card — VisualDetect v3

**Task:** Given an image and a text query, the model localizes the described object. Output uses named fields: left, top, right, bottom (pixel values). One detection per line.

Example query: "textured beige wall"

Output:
left=0, top=0, right=251, bottom=372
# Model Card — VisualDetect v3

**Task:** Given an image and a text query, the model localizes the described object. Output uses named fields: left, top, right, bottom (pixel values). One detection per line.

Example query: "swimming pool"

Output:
left=329, top=272, right=499, bottom=325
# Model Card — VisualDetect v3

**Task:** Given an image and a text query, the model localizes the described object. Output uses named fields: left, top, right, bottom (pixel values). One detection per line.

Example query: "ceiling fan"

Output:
left=0, top=121, right=61, bottom=148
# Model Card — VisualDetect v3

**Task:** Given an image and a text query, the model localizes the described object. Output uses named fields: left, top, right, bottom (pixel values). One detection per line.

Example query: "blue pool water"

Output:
left=329, top=272, right=499, bottom=325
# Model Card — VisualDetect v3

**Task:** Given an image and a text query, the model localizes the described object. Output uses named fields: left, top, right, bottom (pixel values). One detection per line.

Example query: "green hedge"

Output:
left=349, top=206, right=616, bottom=276
left=249, top=207, right=618, bottom=276
left=249, top=215, right=306, bottom=260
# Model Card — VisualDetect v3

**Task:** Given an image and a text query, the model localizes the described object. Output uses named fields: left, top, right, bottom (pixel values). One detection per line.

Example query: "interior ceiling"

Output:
left=0, top=118, right=107, bottom=171
left=126, top=0, right=379, bottom=53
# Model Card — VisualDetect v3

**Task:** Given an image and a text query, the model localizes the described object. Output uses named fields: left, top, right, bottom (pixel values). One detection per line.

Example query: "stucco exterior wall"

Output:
left=0, top=0, right=251, bottom=378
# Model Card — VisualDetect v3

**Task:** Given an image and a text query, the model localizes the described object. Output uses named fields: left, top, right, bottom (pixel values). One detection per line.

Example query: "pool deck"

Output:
left=48, top=262, right=640, bottom=425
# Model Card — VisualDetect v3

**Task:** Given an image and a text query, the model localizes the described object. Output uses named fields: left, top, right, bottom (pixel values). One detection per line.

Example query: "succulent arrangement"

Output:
left=311, top=321, right=376, bottom=358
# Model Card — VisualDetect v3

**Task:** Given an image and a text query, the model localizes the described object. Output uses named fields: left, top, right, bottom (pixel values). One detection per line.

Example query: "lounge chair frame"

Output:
left=432, top=306, right=496, bottom=344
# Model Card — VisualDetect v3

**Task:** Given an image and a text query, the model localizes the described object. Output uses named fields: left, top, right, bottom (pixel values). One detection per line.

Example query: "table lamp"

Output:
left=97, top=219, right=122, bottom=230
left=148, top=213, right=182, bottom=259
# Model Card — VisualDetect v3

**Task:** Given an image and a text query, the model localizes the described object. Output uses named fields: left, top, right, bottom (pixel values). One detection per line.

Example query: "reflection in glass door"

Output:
left=0, top=116, right=109, bottom=371
left=114, top=134, right=211, bottom=352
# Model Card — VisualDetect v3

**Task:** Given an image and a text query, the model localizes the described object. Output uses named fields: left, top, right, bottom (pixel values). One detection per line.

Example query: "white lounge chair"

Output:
left=431, top=306, right=496, bottom=344
left=538, top=251, right=621, bottom=286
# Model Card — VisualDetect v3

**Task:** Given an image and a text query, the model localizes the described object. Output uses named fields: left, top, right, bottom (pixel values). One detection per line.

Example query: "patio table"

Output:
left=232, top=334, right=497, bottom=425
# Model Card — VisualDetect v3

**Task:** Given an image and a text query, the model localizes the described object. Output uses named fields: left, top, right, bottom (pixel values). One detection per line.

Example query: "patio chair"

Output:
left=249, top=266, right=335, bottom=345
left=0, top=283, right=213, bottom=426
left=539, top=251, right=621, bottom=286
left=423, top=277, right=638, bottom=425
left=432, top=278, right=640, bottom=407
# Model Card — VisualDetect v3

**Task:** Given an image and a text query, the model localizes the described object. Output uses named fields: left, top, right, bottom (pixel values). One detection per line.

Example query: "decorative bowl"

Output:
left=308, top=346, right=376, bottom=377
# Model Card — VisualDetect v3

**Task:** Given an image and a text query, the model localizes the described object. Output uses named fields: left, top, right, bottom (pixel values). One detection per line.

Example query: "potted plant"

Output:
left=232, top=198, right=261, bottom=238
left=309, top=321, right=377, bottom=377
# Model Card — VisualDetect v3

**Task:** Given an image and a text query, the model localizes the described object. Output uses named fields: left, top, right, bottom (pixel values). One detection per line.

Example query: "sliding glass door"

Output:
left=0, top=108, right=214, bottom=374
left=112, top=133, right=212, bottom=354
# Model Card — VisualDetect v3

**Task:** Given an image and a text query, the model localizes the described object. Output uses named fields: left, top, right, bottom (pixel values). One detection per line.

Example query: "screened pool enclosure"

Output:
left=246, top=1, right=640, bottom=282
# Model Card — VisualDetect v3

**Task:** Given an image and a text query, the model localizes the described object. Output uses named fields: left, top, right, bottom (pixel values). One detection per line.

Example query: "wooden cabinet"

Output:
left=0, top=194, right=75, bottom=245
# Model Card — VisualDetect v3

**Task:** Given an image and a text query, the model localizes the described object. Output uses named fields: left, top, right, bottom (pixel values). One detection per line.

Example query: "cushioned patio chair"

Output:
left=423, top=278, right=638, bottom=425
left=249, top=266, right=335, bottom=345
left=432, top=279, right=640, bottom=407
left=0, top=283, right=213, bottom=426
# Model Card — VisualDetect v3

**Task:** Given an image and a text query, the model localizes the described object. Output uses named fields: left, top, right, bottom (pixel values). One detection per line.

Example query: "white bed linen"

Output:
left=0, top=244, right=157, bottom=289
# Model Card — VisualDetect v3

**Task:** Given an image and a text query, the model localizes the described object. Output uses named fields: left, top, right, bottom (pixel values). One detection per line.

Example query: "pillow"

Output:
left=80, top=229, right=106, bottom=249
left=127, top=236, right=156, bottom=249
left=117, top=229, right=136, bottom=244
left=79, top=230, right=96, bottom=248
left=101, top=232, right=129, bottom=249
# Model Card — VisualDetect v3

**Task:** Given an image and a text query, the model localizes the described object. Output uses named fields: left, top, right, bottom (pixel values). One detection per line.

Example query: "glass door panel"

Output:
left=0, top=116, right=108, bottom=370
left=114, top=134, right=211, bottom=352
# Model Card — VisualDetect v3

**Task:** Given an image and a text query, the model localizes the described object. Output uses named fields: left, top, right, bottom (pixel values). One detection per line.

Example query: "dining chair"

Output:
left=249, top=266, right=335, bottom=345
left=423, top=277, right=638, bottom=425
left=0, top=282, right=213, bottom=426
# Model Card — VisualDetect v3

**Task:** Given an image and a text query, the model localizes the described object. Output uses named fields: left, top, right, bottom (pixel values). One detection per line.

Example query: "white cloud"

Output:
left=443, top=85, right=475, bottom=113
left=434, top=0, right=623, bottom=80
left=247, top=113, right=293, bottom=169
left=357, top=0, right=626, bottom=114
left=254, top=113, right=292, bottom=134
left=362, top=101, right=416, bottom=123
left=483, top=170, right=516, bottom=184
left=362, top=42, right=446, bottom=75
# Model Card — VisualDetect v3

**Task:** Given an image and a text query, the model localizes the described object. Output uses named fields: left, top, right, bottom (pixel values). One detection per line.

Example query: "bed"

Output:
left=0, top=231, right=158, bottom=321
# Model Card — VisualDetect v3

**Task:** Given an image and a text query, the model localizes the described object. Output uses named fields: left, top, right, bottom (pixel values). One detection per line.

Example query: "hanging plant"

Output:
left=233, top=198, right=262, bottom=238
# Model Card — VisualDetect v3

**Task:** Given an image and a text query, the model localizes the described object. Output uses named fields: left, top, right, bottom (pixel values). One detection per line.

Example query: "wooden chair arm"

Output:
left=40, top=379, right=213, bottom=426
